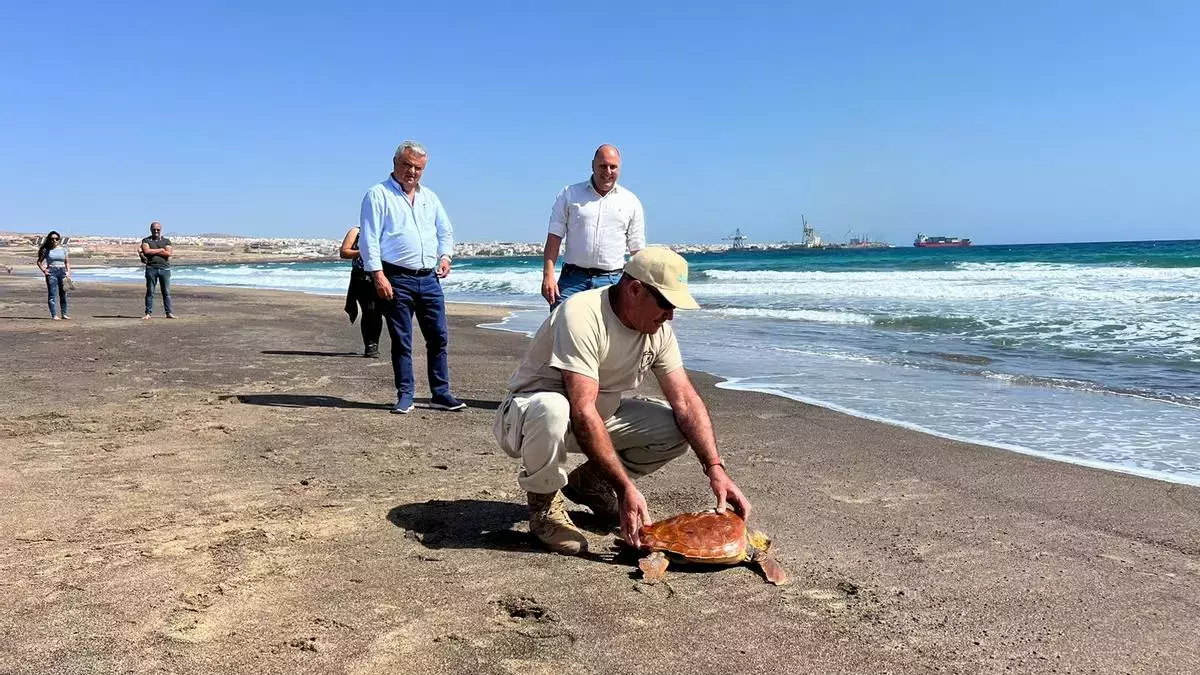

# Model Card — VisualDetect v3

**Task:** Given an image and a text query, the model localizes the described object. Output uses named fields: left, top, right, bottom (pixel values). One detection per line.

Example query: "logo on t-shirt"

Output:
left=639, top=349, right=655, bottom=375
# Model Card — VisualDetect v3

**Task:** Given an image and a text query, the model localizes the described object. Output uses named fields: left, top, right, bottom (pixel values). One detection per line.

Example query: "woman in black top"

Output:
left=340, top=226, right=384, bottom=358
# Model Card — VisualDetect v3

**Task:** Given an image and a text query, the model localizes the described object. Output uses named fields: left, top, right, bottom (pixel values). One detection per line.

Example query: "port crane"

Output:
left=801, top=214, right=820, bottom=247
left=722, top=228, right=749, bottom=249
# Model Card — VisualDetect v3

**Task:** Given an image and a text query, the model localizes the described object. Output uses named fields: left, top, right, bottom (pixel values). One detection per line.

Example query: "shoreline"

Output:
left=716, top=379, right=1200, bottom=490
left=42, top=271, right=1200, bottom=489
left=449, top=307, right=1200, bottom=490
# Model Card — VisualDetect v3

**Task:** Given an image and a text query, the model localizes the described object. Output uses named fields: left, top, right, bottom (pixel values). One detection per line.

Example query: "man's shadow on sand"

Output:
left=387, top=499, right=634, bottom=567
left=261, top=349, right=361, bottom=357
left=226, top=394, right=499, bottom=411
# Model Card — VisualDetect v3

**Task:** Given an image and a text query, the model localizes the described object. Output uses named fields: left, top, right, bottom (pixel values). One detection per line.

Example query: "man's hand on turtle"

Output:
left=708, top=466, right=752, bottom=521
left=618, top=485, right=652, bottom=549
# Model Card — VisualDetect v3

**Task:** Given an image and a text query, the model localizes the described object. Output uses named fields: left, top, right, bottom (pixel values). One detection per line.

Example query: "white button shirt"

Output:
left=547, top=180, right=645, bottom=271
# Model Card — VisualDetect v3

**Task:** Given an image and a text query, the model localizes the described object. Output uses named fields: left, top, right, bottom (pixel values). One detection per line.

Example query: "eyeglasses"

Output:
left=644, top=284, right=675, bottom=311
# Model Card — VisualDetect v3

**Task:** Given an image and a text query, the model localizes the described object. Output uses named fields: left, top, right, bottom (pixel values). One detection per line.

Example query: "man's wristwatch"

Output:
left=702, top=460, right=726, bottom=476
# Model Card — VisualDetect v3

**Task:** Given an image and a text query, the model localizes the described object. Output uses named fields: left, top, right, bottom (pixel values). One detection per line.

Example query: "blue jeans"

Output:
left=46, top=267, right=68, bottom=317
left=381, top=269, right=451, bottom=399
left=145, top=267, right=173, bottom=315
left=551, top=264, right=622, bottom=311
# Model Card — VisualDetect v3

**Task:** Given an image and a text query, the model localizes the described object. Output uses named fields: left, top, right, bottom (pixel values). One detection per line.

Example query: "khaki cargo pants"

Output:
left=493, top=392, right=690, bottom=494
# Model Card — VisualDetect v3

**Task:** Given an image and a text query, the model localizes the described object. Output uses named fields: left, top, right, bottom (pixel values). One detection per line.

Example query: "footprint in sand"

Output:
left=491, top=595, right=575, bottom=644
left=823, top=478, right=941, bottom=507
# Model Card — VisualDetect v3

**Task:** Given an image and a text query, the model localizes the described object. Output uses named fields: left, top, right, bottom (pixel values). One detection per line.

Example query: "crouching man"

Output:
left=494, top=248, right=752, bottom=554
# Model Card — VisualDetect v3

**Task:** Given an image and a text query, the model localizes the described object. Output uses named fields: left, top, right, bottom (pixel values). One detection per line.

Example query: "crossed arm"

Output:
left=141, top=242, right=172, bottom=258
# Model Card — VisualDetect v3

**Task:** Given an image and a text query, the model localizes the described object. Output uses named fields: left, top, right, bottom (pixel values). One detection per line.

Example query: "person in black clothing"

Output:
left=340, top=225, right=384, bottom=358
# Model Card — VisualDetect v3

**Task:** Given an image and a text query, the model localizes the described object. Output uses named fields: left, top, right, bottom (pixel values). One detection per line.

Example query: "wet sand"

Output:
left=1, top=275, right=1198, bottom=674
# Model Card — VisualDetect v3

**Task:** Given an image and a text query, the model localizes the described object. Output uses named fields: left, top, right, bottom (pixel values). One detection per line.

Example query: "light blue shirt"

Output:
left=44, top=245, right=68, bottom=268
left=359, top=176, right=454, bottom=272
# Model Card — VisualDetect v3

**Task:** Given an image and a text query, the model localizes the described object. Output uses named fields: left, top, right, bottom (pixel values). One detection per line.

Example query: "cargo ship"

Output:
left=914, top=233, right=971, bottom=248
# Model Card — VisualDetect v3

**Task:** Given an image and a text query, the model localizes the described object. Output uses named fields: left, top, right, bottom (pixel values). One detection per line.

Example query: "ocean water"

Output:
left=75, top=240, right=1200, bottom=486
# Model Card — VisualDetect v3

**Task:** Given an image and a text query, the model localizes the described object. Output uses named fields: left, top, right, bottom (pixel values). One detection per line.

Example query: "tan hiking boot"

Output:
left=527, top=491, right=588, bottom=555
left=562, top=461, right=620, bottom=524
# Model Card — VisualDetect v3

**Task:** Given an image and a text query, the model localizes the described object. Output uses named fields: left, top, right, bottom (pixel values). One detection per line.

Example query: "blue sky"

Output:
left=1, top=1, right=1197, bottom=245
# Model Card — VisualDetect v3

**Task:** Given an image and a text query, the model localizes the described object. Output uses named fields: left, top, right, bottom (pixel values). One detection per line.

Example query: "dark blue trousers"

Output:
left=144, top=267, right=173, bottom=315
left=382, top=269, right=451, bottom=399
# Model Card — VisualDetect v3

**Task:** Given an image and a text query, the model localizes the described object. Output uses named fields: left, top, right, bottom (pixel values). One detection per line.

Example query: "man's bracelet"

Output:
left=702, top=460, right=726, bottom=476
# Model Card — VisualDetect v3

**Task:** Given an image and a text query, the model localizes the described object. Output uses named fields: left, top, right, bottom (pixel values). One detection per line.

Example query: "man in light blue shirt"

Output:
left=359, top=140, right=466, bottom=414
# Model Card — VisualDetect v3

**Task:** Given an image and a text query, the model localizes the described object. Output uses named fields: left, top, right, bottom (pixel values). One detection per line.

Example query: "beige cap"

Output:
left=623, top=247, right=700, bottom=310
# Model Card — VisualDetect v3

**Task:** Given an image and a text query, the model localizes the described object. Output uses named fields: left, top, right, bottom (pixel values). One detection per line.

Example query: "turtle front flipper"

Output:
left=638, top=551, right=670, bottom=582
left=755, top=553, right=789, bottom=585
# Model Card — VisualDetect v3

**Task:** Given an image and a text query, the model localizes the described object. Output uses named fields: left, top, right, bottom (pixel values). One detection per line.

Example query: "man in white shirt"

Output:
left=541, top=145, right=645, bottom=310
left=359, top=141, right=466, bottom=415
left=496, top=248, right=751, bottom=555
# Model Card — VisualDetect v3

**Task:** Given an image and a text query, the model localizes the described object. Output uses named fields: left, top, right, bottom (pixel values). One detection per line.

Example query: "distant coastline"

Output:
left=2, top=230, right=875, bottom=268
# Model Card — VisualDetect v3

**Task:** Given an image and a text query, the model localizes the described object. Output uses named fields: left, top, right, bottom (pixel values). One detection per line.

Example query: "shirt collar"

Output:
left=388, top=175, right=421, bottom=196
left=588, top=177, right=620, bottom=196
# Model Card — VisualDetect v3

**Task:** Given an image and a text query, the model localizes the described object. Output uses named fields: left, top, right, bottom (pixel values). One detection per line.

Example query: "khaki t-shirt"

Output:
left=506, top=287, right=684, bottom=419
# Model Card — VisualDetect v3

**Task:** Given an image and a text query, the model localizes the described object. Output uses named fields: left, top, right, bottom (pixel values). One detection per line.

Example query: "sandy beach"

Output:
left=1, top=275, right=1198, bottom=674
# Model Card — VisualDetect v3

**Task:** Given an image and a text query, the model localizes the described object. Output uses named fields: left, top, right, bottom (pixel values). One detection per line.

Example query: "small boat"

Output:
left=914, top=233, right=971, bottom=248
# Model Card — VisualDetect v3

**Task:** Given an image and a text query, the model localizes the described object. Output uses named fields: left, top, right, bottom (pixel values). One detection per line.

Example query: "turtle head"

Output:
left=746, top=529, right=772, bottom=560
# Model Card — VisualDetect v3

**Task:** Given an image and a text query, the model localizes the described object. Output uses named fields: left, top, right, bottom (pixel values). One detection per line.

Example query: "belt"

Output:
left=564, top=263, right=623, bottom=277
left=382, top=261, right=435, bottom=276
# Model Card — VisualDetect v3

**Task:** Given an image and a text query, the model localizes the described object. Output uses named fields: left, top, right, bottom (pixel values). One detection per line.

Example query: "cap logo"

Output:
left=677, top=273, right=686, bottom=283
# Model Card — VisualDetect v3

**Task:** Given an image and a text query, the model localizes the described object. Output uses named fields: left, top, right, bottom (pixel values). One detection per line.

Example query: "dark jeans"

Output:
left=145, top=267, right=173, bottom=315
left=381, top=267, right=451, bottom=399
left=45, top=267, right=68, bottom=317
left=360, top=304, right=384, bottom=349
left=550, top=264, right=622, bottom=311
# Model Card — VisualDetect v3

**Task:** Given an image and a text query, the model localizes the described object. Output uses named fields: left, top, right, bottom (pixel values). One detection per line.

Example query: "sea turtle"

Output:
left=636, top=510, right=788, bottom=585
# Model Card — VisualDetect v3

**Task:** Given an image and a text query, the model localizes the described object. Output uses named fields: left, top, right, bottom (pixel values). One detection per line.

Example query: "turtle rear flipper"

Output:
left=756, top=553, right=789, bottom=585
left=638, top=551, right=670, bottom=582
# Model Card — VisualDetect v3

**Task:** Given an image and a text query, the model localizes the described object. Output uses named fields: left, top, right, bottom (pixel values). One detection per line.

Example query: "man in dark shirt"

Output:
left=140, top=221, right=175, bottom=319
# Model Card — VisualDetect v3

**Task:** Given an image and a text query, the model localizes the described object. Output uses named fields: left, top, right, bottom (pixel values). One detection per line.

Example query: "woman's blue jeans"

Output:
left=46, top=267, right=68, bottom=317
